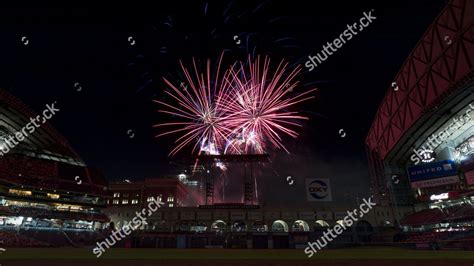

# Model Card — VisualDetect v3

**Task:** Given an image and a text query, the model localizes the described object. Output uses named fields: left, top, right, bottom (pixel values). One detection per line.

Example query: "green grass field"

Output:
left=1, top=247, right=474, bottom=261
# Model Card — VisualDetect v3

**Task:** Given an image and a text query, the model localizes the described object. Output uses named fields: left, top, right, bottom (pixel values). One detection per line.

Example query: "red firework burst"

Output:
left=221, top=55, right=317, bottom=154
left=153, top=53, right=235, bottom=156
left=154, top=54, right=316, bottom=156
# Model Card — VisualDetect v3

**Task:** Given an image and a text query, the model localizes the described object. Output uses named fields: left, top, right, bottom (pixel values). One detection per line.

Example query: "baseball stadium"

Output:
left=1, top=1, right=474, bottom=266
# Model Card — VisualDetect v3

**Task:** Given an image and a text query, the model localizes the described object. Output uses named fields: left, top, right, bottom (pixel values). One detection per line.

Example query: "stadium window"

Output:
left=147, top=197, right=154, bottom=202
left=123, top=193, right=129, bottom=197
left=113, top=193, right=120, bottom=198
left=122, top=199, right=129, bottom=204
left=131, top=199, right=139, bottom=204
left=8, top=189, right=32, bottom=196
left=169, top=203, right=174, bottom=207
left=47, top=193, right=60, bottom=199
left=167, top=196, right=174, bottom=202
left=113, top=200, right=119, bottom=204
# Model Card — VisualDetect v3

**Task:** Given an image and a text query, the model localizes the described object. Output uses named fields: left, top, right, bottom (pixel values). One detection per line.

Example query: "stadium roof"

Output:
left=366, top=0, right=474, bottom=159
left=0, top=89, right=84, bottom=165
left=0, top=89, right=108, bottom=196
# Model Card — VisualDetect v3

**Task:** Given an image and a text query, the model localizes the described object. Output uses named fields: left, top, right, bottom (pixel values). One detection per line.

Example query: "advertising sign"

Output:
left=411, top=175, right=459, bottom=188
left=407, top=160, right=458, bottom=183
left=465, top=171, right=474, bottom=186
left=306, top=178, right=332, bottom=201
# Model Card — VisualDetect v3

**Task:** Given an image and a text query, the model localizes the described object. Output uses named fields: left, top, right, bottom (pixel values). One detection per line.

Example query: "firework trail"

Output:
left=222, top=55, right=317, bottom=154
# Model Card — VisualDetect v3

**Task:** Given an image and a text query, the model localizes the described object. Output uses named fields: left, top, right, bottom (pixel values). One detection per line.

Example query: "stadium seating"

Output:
left=445, top=205, right=474, bottom=222
left=18, top=228, right=102, bottom=247
left=0, top=231, right=50, bottom=247
left=400, top=208, right=446, bottom=226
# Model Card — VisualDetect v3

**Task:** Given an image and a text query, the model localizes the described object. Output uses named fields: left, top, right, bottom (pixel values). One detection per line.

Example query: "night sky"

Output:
left=0, top=1, right=446, bottom=205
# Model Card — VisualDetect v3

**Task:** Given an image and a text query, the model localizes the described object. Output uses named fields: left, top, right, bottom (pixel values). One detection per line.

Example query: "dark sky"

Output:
left=0, top=1, right=446, bottom=204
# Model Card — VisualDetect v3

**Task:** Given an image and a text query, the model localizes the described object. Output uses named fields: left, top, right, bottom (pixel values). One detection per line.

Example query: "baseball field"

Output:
left=1, top=247, right=473, bottom=265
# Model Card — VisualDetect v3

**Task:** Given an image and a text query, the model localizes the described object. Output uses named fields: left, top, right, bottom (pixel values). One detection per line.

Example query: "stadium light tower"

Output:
left=197, top=154, right=269, bottom=205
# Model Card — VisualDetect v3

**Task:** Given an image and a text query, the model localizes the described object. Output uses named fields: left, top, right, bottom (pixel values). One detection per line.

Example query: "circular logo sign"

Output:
left=308, top=180, right=329, bottom=199
left=420, top=149, right=435, bottom=163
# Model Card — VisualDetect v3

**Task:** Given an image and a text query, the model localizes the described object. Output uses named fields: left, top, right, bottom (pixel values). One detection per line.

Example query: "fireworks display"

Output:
left=222, top=56, right=317, bottom=154
left=153, top=53, right=235, bottom=156
left=154, top=54, right=316, bottom=156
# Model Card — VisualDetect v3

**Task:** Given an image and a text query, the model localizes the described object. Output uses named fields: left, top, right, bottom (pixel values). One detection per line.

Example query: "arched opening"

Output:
left=190, top=221, right=207, bottom=232
left=231, top=220, right=247, bottom=232
left=355, top=220, right=373, bottom=233
left=157, top=220, right=170, bottom=232
left=315, top=220, right=330, bottom=227
left=292, top=220, right=310, bottom=232
left=138, top=220, right=147, bottom=230
left=355, top=220, right=374, bottom=243
left=174, top=220, right=191, bottom=232
left=174, top=220, right=207, bottom=232
left=380, top=220, right=392, bottom=226
left=271, top=220, right=289, bottom=232
left=152, top=221, right=161, bottom=230
left=252, top=220, right=268, bottom=232
left=336, top=219, right=353, bottom=227
left=211, top=220, right=227, bottom=233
